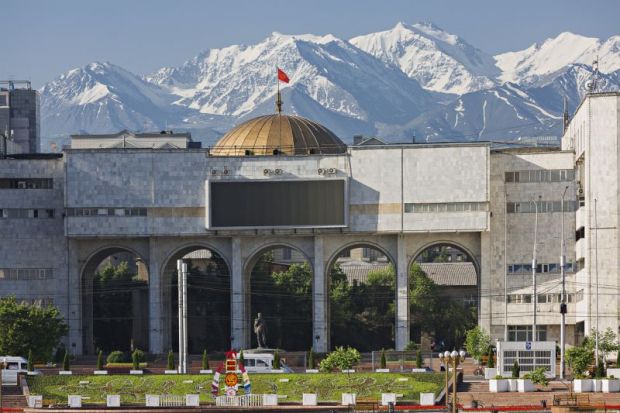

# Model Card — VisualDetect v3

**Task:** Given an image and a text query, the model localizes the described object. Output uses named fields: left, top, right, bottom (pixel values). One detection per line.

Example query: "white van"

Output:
left=1, top=356, right=30, bottom=385
left=239, top=353, right=293, bottom=373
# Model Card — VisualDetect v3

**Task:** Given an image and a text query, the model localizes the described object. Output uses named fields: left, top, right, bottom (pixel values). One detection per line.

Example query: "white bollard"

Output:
left=68, top=395, right=82, bottom=408
left=185, top=394, right=200, bottom=407
left=302, top=393, right=318, bottom=406
left=106, top=395, right=121, bottom=407
left=145, top=394, right=160, bottom=407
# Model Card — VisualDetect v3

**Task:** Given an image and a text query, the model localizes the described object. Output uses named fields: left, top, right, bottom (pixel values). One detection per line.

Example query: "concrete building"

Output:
left=0, top=94, right=618, bottom=355
left=0, top=81, right=40, bottom=155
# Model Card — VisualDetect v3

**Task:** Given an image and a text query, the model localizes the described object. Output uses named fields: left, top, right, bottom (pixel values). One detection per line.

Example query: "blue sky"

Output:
left=3, top=0, right=619, bottom=87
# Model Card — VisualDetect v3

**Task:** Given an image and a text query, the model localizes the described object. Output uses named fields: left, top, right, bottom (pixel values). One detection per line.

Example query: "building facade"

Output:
left=0, top=93, right=617, bottom=355
left=0, top=81, right=40, bottom=155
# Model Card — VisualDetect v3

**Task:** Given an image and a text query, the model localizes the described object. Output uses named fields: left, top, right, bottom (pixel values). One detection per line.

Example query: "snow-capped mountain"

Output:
left=148, top=32, right=434, bottom=125
left=38, top=23, right=620, bottom=149
left=495, top=32, right=620, bottom=86
left=351, top=22, right=499, bottom=95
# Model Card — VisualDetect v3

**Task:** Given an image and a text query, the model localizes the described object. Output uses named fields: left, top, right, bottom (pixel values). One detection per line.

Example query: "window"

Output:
left=507, top=200, right=576, bottom=214
left=508, top=325, right=547, bottom=342
left=0, top=178, right=53, bottom=189
left=505, top=169, right=574, bottom=184
left=576, top=227, right=585, bottom=241
left=405, top=202, right=488, bottom=213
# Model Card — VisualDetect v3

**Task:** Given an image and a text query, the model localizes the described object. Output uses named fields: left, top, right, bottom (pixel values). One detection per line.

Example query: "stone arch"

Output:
left=160, top=242, right=231, bottom=353
left=80, top=245, right=149, bottom=355
left=409, top=240, right=480, bottom=351
left=326, top=240, right=397, bottom=351
left=243, top=242, right=314, bottom=350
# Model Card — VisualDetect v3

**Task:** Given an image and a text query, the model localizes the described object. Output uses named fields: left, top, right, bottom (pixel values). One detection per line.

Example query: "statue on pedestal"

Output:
left=253, top=312, right=268, bottom=348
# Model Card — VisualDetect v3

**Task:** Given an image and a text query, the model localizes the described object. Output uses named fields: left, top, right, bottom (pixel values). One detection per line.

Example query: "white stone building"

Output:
left=0, top=93, right=617, bottom=355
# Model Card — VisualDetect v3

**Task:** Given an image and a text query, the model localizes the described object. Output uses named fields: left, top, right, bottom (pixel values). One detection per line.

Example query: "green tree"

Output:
left=96, top=350, right=103, bottom=370
left=511, top=360, right=520, bottom=378
left=63, top=351, right=70, bottom=371
left=167, top=350, right=175, bottom=370
left=27, top=349, right=33, bottom=372
left=464, top=326, right=491, bottom=364
left=132, top=350, right=140, bottom=370
left=596, top=358, right=605, bottom=378
left=273, top=350, right=281, bottom=369
left=566, top=345, right=593, bottom=378
left=525, top=367, right=549, bottom=387
left=416, top=350, right=423, bottom=368
left=380, top=349, right=387, bottom=369
left=319, top=346, right=361, bottom=373
left=307, top=348, right=315, bottom=369
left=238, top=349, right=244, bottom=364
left=0, top=297, right=68, bottom=362
left=202, top=349, right=209, bottom=370
left=486, top=347, right=495, bottom=368
left=585, top=328, right=619, bottom=363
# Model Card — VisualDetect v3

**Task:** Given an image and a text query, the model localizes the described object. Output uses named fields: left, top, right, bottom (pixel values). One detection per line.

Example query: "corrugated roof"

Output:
left=418, top=262, right=477, bottom=286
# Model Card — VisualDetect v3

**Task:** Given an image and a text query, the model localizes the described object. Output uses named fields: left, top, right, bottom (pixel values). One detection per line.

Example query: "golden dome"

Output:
left=211, top=114, right=347, bottom=156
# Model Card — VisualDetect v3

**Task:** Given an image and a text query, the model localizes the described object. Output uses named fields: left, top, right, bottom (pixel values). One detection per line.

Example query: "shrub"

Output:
left=273, top=350, right=280, bottom=369
left=416, top=350, right=423, bottom=368
left=465, top=326, right=491, bottom=364
left=405, top=341, right=419, bottom=351
left=566, top=345, right=593, bottom=377
left=132, top=350, right=140, bottom=370
left=525, top=367, right=549, bottom=387
left=380, top=349, right=387, bottom=369
left=167, top=350, right=175, bottom=370
left=319, top=346, right=361, bottom=373
left=239, top=350, right=244, bottom=364
left=106, top=351, right=125, bottom=364
left=202, top=350, right=209, bottom=370
left=62, top=351, right=70, bottom=371
left=307, top=348, right=314, bottom=369
left=96, top=350, right=103, bottom=370
left=132, top=349, right=146, bottom=362
left=27, top=349, right=33, bottom=372
left=494, top=375, right=504, bottom=380
left=596, top=359, right=605, bottom=378
left=486, top=347, right=495, bottom=368
left=511, top=360, right=520, bottom=378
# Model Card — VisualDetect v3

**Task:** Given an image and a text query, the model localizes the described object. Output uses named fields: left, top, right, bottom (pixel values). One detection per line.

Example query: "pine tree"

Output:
left=132, top=350, right=140, bottom=370
left=380, top=349, right=387, bottom=369
left=63, top=350, right=70, bottom=371
left=416, top=350, right=423, bottom=368
left=167, top=350, right=175, bottom=370
left=96, top=350, right=103, bottom=370
left=27, top=349, right=33, bottom=372
left=273, top=350, right=280, bottom=369
left=307, top=348, right=314, bottom=369
left=202, top=349, right=209, bottom=370
left=511, top=360, right=520, bottom=378
left=239, top=349, right=244, bottom=364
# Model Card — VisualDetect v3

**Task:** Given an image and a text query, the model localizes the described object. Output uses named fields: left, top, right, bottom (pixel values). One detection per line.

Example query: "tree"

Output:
left=27, top=349, right=33, bottom=372
left=525, top=367, right=549, bottom=388
left=319, top=346, right=361, bottom=373
left=566, top=345, right=593, bottom=378
left=239, top=350, right=244, bottom=364
left=511, top=360, right=520, bottom=378
left=486, top=347, right=495, bottom=368
left=585, top=328, right=619, bottom=363
left=380, top=349, right=387, bottom=369
left=596, top=358, right=605, bottom=378
left=416, top=350, right=423, bottom=368
left=132, top=350, right=140, bottom=370
left=202, top=349, right=209, bottom=370
left=63, top=350, right=70, bottom=371
left=273, top=350, right=281, bottom=369
left=167, top=350, right=175, bottom=370
left=96, top=350, right=103, bottom=370
left=464, top=326, right=491, bottom=364
left=307, top=348, right=315, bottom=369
left=0, top=297, right=68, bottom=361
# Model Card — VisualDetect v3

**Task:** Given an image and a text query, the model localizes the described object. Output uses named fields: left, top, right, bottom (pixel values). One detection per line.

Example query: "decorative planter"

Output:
left=484, top=368, right=497, bottom=379
left=93, top=370, right=108, bottom=375
left=164, top=370, right=178, bottom=374
left=199, top=369, right=213, bottom=374
left=381, top=393, right=397, bottom=406
left=517, top=379, right=535, bottom=392
left=489, top=379, right=509, bottom=392
left=412, top=368, right=427, bottom=373
left=593, top=379, right=603, bottom=392
left=602, top=379, right=620, bottom=393
left=507, top=379, right=518, bottom=392
left=59, top=371, right=72, bottom=375
left=129, top=369, right=143, bottom=375
left=342, top=393, right=356, bottom=405
left=106, top=395, right=120, bottom=407
left=574, top=379, right=594, bottom=393
left=302, top=393, right=317, bottom=406
left=185, top=394, right=200, bottom=407
left=420, top=393, right=435, bottom=406
left=305, top=369, right=319, bottom=373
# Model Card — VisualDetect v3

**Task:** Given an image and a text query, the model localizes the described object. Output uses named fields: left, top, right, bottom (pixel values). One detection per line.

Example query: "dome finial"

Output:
left=276, top=67, right=290, bottom=114
left=276, top=89, right=283, bottom=113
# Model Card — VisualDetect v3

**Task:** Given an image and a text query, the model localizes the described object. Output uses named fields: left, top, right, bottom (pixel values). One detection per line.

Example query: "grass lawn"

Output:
left=27, top=372, right=443, bottom=404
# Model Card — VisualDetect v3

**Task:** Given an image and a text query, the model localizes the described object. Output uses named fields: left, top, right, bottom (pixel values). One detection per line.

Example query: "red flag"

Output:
left=277, top=68, right=290, bottom=83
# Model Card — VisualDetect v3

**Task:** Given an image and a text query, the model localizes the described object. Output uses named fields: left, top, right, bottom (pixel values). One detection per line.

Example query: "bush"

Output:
left=566, top=345, right=593, bottom=378
left=380, top=349, right=387, bottom=369
left=307, top=348, right=314, bottom=369
left=27, top=349, right=33, bottom=372
left=319, top=346, right=361, bottom=373
left=202, top=350, right=209, bottom=370
left=525, top=367, right=549, bottom=387
left=273, top=350, right=280, bottom=369
left=132, top=349, right=146, bottom=362
left=465, top=326, right=491, bottom=364
left=494, top=375, right=504, bottom=379
left=106, top=351, right=125, bottom=364
left=416, top=350, right=423, bottom=368
left=596, top=359, right=605, bottom=378
left=62, top=351, right=70, bottom=371
left=239, top=350, right=244, bottom=364
left=486, top=346, right=495, bottom=368
left=511, top=360, right=520, bottom=378
left=96, top=350, right=103, bottom=370
left=405, top=341, right=419, bottom=351
left=131, top=350, right=140, bottom=370
left=167, top=350, right=175, bottom=370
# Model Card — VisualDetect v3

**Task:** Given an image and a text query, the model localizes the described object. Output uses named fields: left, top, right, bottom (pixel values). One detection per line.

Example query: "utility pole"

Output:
left=560, top=186, right=569, bottom=379
left=531, top=196, right=541, bottom=341
left=177, top=260, right=188, bottom=374
left=504, top=190, right=508, bottom=341
left=594, top=198, right=599, bottom=363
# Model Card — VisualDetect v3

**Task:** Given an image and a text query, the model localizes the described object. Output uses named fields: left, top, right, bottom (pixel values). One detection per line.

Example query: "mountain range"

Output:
left=39, top=22, right=620, bottom=150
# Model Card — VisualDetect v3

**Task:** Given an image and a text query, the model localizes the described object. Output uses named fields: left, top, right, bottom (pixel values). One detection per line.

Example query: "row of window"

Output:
left=0, top=268, right=54, bottom=280
left=0, top=178, right=53, bottom=189
left=508, top=325, right=547, bottom=342
left=404, top=202, right=488, bottom=213
left=0, top=209, right=55, bottom=219
left=507, top=262, right=575, bottom=274
left=507, top=290, right=583, bottom=304
left=506, top=200, right=577, bottom=214
left=65, top=208, right=148, bottom=217
left=505, top=169, right=575, bottom=183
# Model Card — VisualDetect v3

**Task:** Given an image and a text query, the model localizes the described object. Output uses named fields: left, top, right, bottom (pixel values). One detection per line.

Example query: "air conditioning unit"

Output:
left=274, top=169, right=283, bottom=175
left=223, top=169, right=229, bottom=175
left=328, top=168, right=336, bottom=174
left=210, top=169, right=218, bottom=176
left=317, top=168, right=325, bottom=175
left=263, top=169, right=272, bottom=176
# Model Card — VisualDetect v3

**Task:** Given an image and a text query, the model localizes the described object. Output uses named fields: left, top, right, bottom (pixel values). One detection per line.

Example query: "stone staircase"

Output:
left=1, top=385, right=27, bottom=410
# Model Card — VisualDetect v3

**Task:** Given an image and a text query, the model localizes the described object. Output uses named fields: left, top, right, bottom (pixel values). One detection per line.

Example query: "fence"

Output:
left=215, top=394, right=263, bottom=407
left=160, top=395, right=185, bottom=407
left=370, top=351, right=438, bottom=371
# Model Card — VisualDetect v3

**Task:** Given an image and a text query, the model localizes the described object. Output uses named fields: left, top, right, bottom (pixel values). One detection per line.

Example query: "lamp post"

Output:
left=560, top=186, right=569, bottom=380
left=439, top=350, right=466, bottom=413
left=438, top=353, right=450, bottom=408
left=529, top=196, right=541, bottom=341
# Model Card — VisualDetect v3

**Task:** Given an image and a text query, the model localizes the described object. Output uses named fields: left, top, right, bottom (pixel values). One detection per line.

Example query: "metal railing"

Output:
left=160, top=394, right=185, bottom=407
left=215, top=394, right=263, bottom=407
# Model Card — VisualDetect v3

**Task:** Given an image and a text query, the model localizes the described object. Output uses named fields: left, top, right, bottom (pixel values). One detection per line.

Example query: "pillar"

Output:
left=148, top=246, right=163, bottom=354
left=67, top=240, right=83, bottom=355
left=231, top=237, right=249, bottom=349
left=395, top=234, right=410, bottom=350
left=312, top=236, right=329, bottom=353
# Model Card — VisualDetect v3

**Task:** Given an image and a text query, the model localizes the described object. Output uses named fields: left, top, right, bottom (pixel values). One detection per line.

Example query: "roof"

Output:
left=418, top=262, right=477, bottom=286
left=210, top=114, right=347, bottom=156
left=70, top=130, right=192, bottom=149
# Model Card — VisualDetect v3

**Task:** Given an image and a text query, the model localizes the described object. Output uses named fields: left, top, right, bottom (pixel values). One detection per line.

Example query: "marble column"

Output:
left=312, top=236, right=329, bottom=353
left=395, top=234, right=410, bottom=350
left=231, top=237, right=249, bottom=349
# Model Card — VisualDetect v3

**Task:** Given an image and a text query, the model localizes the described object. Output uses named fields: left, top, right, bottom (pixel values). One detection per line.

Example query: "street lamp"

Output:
left=439, top=350, right=466, bottom=413
left=560, top=186, right=569, bottom=380
left=529, top=196, right=541, bottom=341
